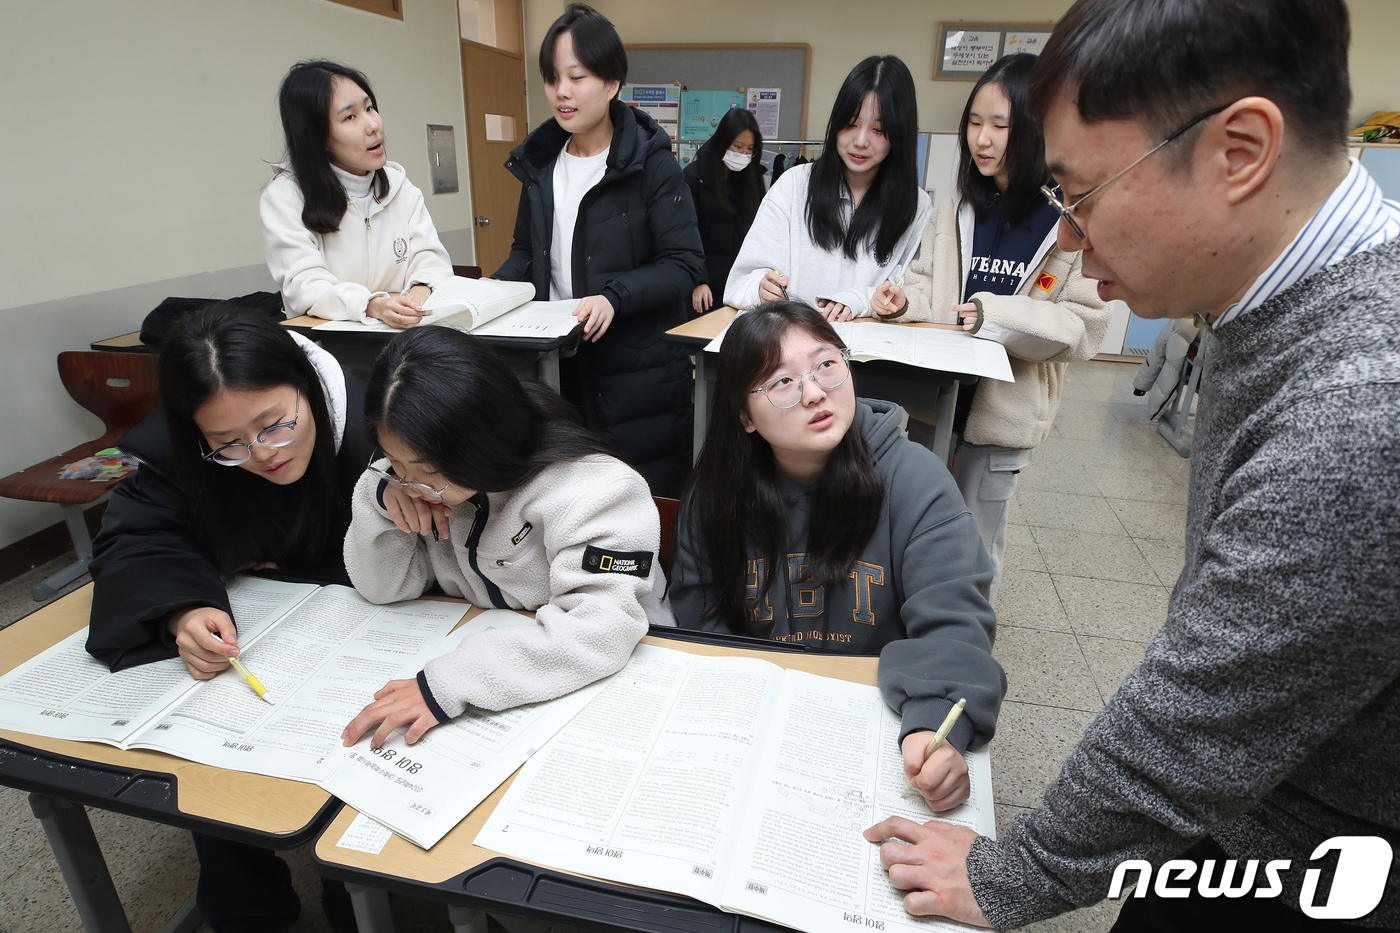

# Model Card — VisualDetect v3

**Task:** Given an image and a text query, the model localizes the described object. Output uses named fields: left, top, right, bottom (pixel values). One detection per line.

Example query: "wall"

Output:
left=522, top=0, right=1400, bottom=138
left=0, top=0, right=473, bottom=550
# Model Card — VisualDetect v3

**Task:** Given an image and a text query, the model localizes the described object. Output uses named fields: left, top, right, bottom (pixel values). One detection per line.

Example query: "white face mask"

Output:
left=722, top=149, right=751, bottom=172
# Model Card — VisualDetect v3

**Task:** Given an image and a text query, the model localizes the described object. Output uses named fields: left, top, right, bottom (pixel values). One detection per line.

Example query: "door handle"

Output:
left=474, top=216, right=492, bottom=227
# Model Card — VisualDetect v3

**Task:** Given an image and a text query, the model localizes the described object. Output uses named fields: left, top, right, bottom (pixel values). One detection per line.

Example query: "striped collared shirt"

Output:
left=1215, top=158, right=1400, bottom=328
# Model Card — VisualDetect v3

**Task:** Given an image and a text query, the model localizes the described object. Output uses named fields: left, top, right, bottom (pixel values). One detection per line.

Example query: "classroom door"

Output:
left=461, top=40, right=528, bottom=275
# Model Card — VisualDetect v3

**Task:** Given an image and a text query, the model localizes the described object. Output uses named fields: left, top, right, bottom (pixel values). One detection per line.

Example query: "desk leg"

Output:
left=28, top=793, right=132, bottom=933
left=448, top=904, right=489, bottom=933
left=932, top=382, right=959, bottom=467
left=537, top=350, right=561, bottom=391
left=692, top=352, right=709, bottom=465
left=346, top=882, right=396, bottom=933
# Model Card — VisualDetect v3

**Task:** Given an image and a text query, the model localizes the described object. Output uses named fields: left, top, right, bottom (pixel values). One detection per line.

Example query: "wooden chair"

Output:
left=654, top=496, right=679, bottom=581
left=0, top=352, right=161, bottom=599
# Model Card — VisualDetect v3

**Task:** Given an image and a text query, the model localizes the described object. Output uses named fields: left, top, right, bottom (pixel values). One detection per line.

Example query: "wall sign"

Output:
left=935, top=22, right=1057, bottom=80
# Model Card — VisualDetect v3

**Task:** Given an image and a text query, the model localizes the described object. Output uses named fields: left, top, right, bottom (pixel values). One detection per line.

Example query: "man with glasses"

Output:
left=864, top=0, right=1400, bottom=929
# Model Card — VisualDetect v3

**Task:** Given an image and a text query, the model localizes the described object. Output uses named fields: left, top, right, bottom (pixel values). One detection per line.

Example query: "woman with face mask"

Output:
left=878, top=54, right=1111, bottom=602
left=724, top=56, right=931, bottom=322
left=682, top=107, right=767, bottom=314
left=261, top=60, right=453, bottom=329
left=492, top=3, right=705, bottom=498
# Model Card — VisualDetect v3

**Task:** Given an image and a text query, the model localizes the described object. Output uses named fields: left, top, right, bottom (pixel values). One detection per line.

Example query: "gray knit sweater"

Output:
left=967, top=239, right=1400, bottom=928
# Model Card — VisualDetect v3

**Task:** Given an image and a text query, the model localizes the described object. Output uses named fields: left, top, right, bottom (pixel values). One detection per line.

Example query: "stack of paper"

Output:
left=313, top=277, right=581, bottom=340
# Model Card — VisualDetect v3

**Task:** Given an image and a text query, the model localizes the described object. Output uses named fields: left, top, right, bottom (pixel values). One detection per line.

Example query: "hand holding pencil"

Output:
left=899, top=698, right=970, bottom=812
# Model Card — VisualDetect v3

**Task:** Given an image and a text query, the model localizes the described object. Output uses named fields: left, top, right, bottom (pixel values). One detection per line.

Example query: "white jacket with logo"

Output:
left=260, top=161, right=453, bottom=322
left=898, top=197, right=1112, bottom=449
left=344, top=454, right=674, bottom=718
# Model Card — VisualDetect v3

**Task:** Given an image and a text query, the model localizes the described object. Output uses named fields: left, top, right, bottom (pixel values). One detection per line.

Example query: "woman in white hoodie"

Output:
left=724, top=55, right=932, bottom=321
left=878, top=54, right=1111, bottom=600
left=261, top=60, right=453, bottom=328
left=340, top=327, right=673, bottom=749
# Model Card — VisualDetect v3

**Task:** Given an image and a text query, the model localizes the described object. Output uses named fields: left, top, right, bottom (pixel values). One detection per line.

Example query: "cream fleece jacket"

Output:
left=897, top=198, right=1111, bottom=449
left=724, top=163, right=932, bottom=316
left=344, top=454, right=674, bottom=717
left=260, top=161, right=453, bottom=322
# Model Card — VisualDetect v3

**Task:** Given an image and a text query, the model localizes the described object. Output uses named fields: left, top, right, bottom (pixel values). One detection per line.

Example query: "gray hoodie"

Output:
left=669, top=398, right=1006, bottom=751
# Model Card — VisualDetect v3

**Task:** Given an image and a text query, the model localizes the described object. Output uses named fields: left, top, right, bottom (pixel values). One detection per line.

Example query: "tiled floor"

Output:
left=0, top=360, right=1187, bottom=933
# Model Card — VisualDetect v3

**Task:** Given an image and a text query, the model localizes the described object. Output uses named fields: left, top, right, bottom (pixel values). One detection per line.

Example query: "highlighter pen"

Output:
left=902, top=697, right=966, bottom=796
left=228, top=656, right=277, bottom=705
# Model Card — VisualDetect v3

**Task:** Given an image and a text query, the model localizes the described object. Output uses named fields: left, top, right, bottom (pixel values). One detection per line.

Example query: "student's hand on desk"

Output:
left=816, top=298, right=855, bottom=322
left=901, top=731, right=970, bottom=811
left=382, top=484, right=452, bottom=539
left=343, top=678, right=438, bottom=747
left=367, top=294, right=426, bottom=329
left=873, top=282, right=908, bottom=318
left=758, top=271, right=789, bottom=303
left=863, top=817, right=990, bottom=928
left=952, top=302, right=979, bottom=330
left=574, top=295, right=615, bottom=342
left=167, top=607, right=237, bottom=680
left=691, top=283, right=714, bottom=314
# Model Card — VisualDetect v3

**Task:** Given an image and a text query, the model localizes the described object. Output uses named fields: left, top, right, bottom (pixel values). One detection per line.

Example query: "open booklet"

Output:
left=704, top=317, right=1014, bottom=383
left=476, top=643, right=994, bottom=933
left=311, top=277, right=581, bottom=339
left=0, top=578, right=600, bottom=849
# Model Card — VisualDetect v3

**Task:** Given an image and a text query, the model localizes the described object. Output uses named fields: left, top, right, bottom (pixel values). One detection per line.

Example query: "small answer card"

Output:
left=336, top=812, right=394, bottom=854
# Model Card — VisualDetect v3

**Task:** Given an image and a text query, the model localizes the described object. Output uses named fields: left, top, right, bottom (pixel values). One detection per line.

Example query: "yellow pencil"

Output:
left=902, top=697, right=966, bottom=796
left=228, top=656, right=276, bottom=705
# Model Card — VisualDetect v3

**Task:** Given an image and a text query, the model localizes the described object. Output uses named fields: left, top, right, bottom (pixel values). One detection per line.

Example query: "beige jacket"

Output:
left=898, top=198, right=1111, bottom=449
left=345, top=453, right=674, bottom=717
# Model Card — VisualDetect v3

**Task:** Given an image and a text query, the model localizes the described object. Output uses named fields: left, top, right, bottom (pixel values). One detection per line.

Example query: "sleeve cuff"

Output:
left=968, top=297, right=987, bottom=334
left=417, top=670, right=452, bottom=724
left=897, top=695, right=976, bottom=753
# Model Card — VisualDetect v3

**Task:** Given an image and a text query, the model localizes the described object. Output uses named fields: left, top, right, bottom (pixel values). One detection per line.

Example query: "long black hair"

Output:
left=957, top=54, right=1051, bottom=227
left=160, top=305, right=341, bottom=575
left=276, top=60, right=389, bottom=235
left=805, top=56, right=920, bottom=265
left=364, top=327, right=618, bottom=491
left=695, top=107, right=765, bottom=221
left=683, top=302, right=884, bottom=632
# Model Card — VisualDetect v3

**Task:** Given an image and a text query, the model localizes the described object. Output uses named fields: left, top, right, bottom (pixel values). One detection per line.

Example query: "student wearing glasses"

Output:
left=876, top=54, right=1110, bottom=602
left=339, top=327, right=672, bottom=750
left=683, top=107, right=767, bottom=314
left=668, top=302, right=1005, bottom=813
left=86, top=305, right=369, bottom=933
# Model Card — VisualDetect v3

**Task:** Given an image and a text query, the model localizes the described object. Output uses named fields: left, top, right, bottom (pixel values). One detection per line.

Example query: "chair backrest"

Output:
left=654, top=496, right=680, bottom=581
left=57, top=352, right=162, bottom=447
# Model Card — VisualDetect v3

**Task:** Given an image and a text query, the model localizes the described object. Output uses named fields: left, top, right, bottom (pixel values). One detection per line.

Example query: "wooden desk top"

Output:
left=0, top=586, right=333, bottom=838
left=91, top=331, right=146, bottom=351
left=315, top=634, right=878, bottom=884
left=282, top=315, right=323, bottom=330
left=665, top=307, right=961, bottom=344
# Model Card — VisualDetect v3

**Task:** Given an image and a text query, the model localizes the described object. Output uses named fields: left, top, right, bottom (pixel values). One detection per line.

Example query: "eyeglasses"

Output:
left=202, top=392, right=300, bottom=466
left=750, top=350, right=851, bottom=410
left=365, top=458, right=454, bottom=503
left=728, top=143, right=755, bottom=155
left=1040, top=104, right=1229, bottom=240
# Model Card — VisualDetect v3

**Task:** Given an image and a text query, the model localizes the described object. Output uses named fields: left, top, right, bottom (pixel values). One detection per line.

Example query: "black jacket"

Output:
left=682, top=148, right=764, bottom=292
left=494, top=100, right=704, bottom=497
left=85, top=367, right=370, bottom=672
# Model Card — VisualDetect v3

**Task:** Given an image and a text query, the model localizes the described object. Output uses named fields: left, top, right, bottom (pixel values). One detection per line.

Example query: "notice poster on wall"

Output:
left=680, top=90, right=745, bottom=141
left=745, top=87, right=781, bottom=140
left=935, top=21, right=1057, bottom=80
left=1003, top=31, right=1052, bottom=56
left=941, top=30, right=1000, bottom=74
left=620, top=84, right=680, bottom=140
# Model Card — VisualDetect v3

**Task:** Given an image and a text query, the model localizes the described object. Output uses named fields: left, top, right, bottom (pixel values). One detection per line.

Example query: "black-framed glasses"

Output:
left=365, top=457, right=453, bottom=503
left=202, top=392, right=300, bottom=466
left=1041, top=104, right=1230, bottom=239
left=750, top=350, right=851, bottom=410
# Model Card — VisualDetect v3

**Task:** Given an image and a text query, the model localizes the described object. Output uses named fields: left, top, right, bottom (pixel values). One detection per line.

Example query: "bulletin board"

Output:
left=624, top=44, right=811, bottom=142
left=934, top=22, right=1056, bottom=80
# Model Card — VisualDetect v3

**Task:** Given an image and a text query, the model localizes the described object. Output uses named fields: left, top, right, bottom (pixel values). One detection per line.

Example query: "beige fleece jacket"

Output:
left=345, top=453, right=674, bottom=717
left=896, top=198, right=1111, bottom=449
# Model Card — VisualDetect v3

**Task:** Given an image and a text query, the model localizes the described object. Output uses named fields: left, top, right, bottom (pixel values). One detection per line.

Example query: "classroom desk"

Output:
left=91, top=331, right=149, bottom=352
left=0, top=585, right=342, bottom=933
left=313, top=628, right=875, bottom=933
left=665, top=308, right=975, bottom=467
left=281, top=315, right=582, bottom=391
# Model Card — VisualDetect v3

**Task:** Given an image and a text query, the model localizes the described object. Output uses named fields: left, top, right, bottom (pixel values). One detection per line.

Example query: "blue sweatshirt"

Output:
left=669, top=398, right=1006, bottom=751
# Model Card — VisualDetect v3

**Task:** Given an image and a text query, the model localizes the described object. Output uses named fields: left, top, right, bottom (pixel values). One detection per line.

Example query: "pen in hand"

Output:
left=228, top=655, right=277, bottom=705
left=901, top=697, right=966, bottom=796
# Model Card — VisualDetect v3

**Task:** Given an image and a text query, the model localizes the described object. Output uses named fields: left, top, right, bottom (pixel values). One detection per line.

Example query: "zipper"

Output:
left=463, top=493, right=508, bottom=609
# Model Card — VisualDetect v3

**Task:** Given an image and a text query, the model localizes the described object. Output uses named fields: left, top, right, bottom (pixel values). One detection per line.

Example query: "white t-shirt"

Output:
left=549, top=141, right=610, bottom=301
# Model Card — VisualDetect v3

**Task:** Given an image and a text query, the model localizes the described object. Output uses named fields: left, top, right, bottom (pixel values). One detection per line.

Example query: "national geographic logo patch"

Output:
left=512, top=522, right=533, bottom=545
left=582, top=545, right=653, bottom=578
